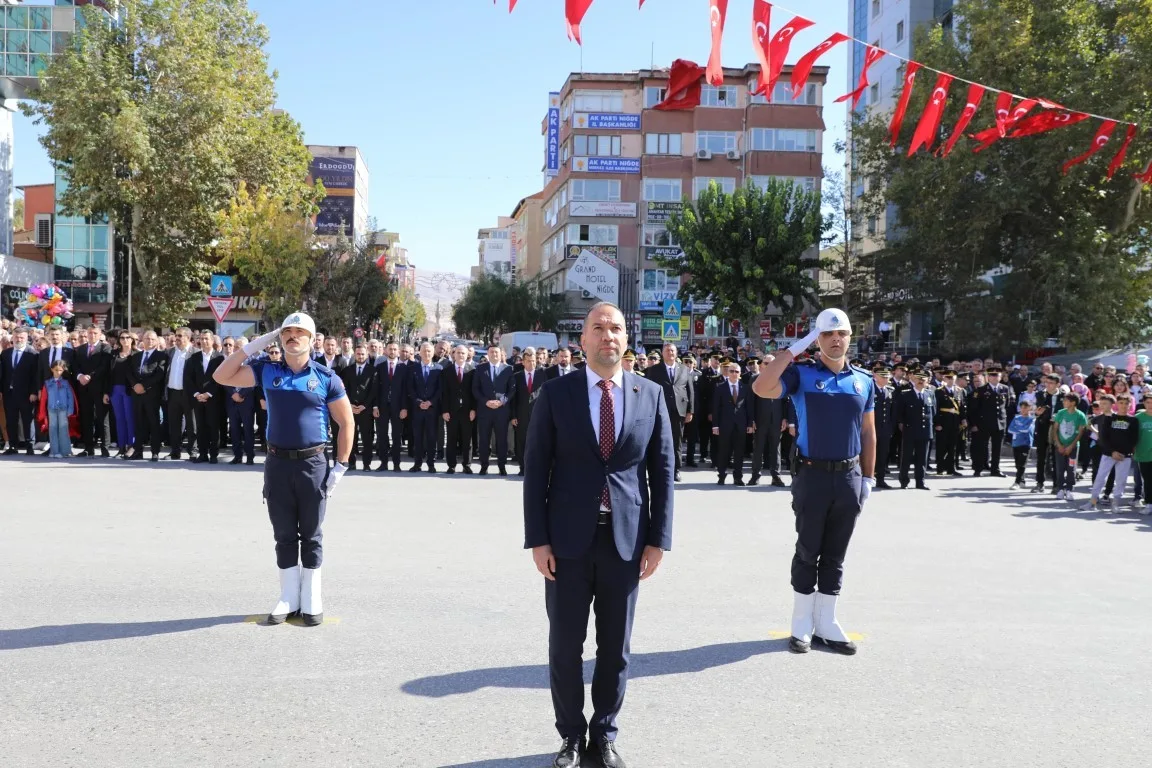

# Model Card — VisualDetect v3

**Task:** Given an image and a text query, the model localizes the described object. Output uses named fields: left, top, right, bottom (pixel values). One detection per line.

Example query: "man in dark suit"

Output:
left=318, top=336, right=347, bottom=374
left=643, top=342, right=694, bottom=481
left=872, top=364, right=897, bottom=489
left=511, top=345, right=544, bottom=476
left=373, top=342, right=410, bottom=471
left=472, top=344, right=514, bottom=475
left=698, top=353, right=722, bottom=464
left=185, top=330, right=224, bottom=463
left=749, top=362, right=787, bottom=487
left=165, top=328, right=196, bottom=460
left=896, top=366, right=935, bottom=489
left=340, top=342, right=377, bottom=470
left=712, top=360, right=755, bottom=485
left=408, top=341, right=442, bottom=472
left=440, top=343, right=474, bottom=474
left=72, top=324, right=113, bottom=457
left=543, top=347, right=576, bottom=381
left=1, top=326, right=39, bottom=455
left=524, top=302, right=674, bottom=768
left=128, top=330, right=169, bottom=461
left=38, top=325, right=76, bottom=383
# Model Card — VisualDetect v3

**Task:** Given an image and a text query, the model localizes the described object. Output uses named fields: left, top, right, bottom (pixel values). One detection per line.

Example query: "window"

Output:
left=544, top=193, right=562, bottom=228
left=567, top=223, right=619, bottom=245
left=693, top=177, right=737, bottom=197
left=561, top=97, right=573, bottom=121
left=867, top=216, right=879, bottom=235
left=696, top=131, right=739, bottom=154
left=644, top=87, right=667, bottom=108
left=749, top=176, right=818, bottom=194
left=569, top=179, right=621, bottom=201
left=573, top=89, right=624, bottom=112
left=642, top=269, right=681, bottom=293
left=645, top=133, right=682, bottom=155
left=747, top=128, right=817, bottom=152
left=870, top=83, right=880, bottom=104
left=574, top=134, right=621, bottom=157
left=872, top=0, right=881, bottom=18
left=700, top=85, right=738, bottom=107
left=771, top=82, right=818, bottom=105
left=643, top=224, right=679, bottom=247
left=896, top=20, right=905, bottom=43
left=643, top=177, right=683, bottom=201
left=749, top=78, right=769, bottom=104
left=560, top=140, right=571, bottom=164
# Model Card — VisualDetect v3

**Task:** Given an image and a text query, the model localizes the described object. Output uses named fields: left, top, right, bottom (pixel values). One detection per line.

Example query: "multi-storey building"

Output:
left=536, top=63, right=827, bottom=348
left=510, top=193, right=544, bottom=283
left=476, top=217, right=515, bottom=283
left=306, top=145, right=370, bottom=245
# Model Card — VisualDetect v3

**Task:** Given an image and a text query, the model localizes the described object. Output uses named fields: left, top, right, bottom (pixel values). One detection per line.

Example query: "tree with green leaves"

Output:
left=657, top=179, right=826, bottom=335
left=379, top=285, right=423, bottom=342
left=26, top=0, right=317, bottom=327
left=451, top=274, right=569, bottom=344
left=818, top=167, right=874, bottom=320
left=301, top=230, right=393, bottom=338
left=855, top=0, right=1152, bottom=353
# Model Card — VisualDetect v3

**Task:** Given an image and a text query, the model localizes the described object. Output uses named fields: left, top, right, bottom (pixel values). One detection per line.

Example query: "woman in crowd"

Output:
left=107, top=329, right=137, bottom=459
left=1113, top=377, right=1136, bottom=414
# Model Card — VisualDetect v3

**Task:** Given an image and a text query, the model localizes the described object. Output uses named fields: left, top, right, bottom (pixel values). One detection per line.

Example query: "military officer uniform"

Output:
left=896, top=367, right=935, bottom=489
left=970, top=368, right=1010, bottom=476
left=934, top=373, right=966, bottom=476
left=872, top=364, right=897, bottom=489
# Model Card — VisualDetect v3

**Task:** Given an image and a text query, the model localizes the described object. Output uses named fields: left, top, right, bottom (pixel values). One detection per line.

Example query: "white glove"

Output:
left=325, top=461, right=347, bottom=495
left=788, top=329, right=819, bottom=358
left=860, top=476, right=876, bottom=508
left=243, top=328, right=281, bottom=356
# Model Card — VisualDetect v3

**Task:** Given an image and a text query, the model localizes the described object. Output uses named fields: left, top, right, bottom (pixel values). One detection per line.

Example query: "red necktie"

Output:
left=389, top=362, right=394, bottom=378
left=457, top=367, right=462, bottom=383
left=598, top=379, right=615, bottom=510
left=527, top=372, right=533, bottom=393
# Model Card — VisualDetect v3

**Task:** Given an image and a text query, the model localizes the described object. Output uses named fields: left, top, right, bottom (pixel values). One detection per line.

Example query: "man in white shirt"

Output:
left=166, top=327, right=195, bottom=459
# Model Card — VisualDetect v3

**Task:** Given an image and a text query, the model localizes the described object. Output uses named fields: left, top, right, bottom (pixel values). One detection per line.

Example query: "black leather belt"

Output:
left=268, top=444, right=325, bottom=459
left=598, top=510, right=611, bottom=525
left=795, top=455, right=859, bottom=472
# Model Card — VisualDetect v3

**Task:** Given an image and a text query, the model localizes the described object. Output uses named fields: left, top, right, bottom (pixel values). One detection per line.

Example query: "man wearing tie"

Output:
left=712, top=360, right=755, bottom=485
left=544, top=347, right=575, bottom=381
left=165, top=327, right=195, bottom=460
left=73, top=324, right=112, bottom=457
left=524, top=302, right=674, bottom=768
left=510, top=345, right=540, bottom=476
left=408, top=341, right=442, bottom=473
left=440, top=343, right=474, bottom=474
left=0, top=327, right=39, bottom=455
left=896, top=366, right=935, bottom=490
left=373, top=342, right=410, bottom=471
left=38, top=326, right=76, bottom=383
left=185, top=330, right=223, bottom=463
left=127, top=331, right=169, bottom=461
left=472, top=344, right=513, bottom=475
left=340, top=341, right=377, bottom=471
left=642, top=342, right=694, bottom=481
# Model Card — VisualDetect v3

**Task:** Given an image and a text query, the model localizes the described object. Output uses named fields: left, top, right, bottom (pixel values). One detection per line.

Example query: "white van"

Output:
left=498, top=331, right=560, bottom=358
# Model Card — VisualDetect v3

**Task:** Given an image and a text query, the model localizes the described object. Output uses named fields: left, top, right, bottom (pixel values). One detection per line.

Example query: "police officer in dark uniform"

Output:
left=872, top=364, right=896, bottom=489
left=754, top=308, right=876, bottom=656
left=896, top=366, right=935, bottom=490
left=970, top=369, right=1009, bottom=477
left=934, top=370, right=965, bottom=476
left=214, top=312, right=354, bottom=626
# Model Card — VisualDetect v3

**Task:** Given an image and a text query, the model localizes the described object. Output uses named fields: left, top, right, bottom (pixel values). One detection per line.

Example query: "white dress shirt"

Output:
left=48, top=346, right=65, bottom=365
left=168, top=347, right=188, bottom=389
left=586, top=366, right=624, bottom=443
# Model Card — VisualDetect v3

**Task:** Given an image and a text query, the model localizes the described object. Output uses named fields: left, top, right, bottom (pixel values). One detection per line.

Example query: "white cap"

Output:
left=280, top=311, right=316, bottom=337
left=814, top=308, right=850, bottom=333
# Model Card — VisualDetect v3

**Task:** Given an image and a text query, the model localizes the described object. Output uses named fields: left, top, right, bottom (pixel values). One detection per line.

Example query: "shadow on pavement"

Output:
left=0, top=615, right=250, bottom=650
left=438, top=755, right=558, bottom=768
left=402, top=638, right=789, bottom=698
left=936, top=487, right=1152, bottom=532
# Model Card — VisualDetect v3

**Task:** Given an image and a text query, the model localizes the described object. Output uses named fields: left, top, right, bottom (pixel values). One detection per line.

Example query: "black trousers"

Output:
left=545, top=525, right=640, bottom=743
left=77, top=385, right=110, bottom=451
left=193, top=399, right=219, bottom=459
left=436, top=413, right=446, bottom=460
left=875, top=430, right=893, bottom=481
left=4, top=394, right=34, bottom=446
left=751, top=402, right=784, bottom=477
left=350, top=409, right=375, bottom=465
left=227, top=400, right=255, bottom=458
left=1034, top=436, right=1053, bottom=487
left=936, top=419, right=960, bottom=473
left=791, top=464, right=862, bottom=594
left=971, top=428, right=1003, bottom=472
left=1013, top=446, right=1030, bottom=483
left=668, top=414, right=684, bottom=471
left=264, top=452, right=329, bottom=569
left=715, top=426, right=746, bottom=478
left=132, top=393, right=163, bottom=455
left=445, top=408, right=472, bottom=467
left=412, top=408, right=437, bottom=466
left=376, top=407, right=405, bottom=465
left=684, top=415, right=701, bottom=463
left=899, top=435, right=930, bottom=486
left=514, top=413, right=532, bottom=467
left=167, top=388, right=194, bottom=453
left=477, top=408, right=510, bottom=468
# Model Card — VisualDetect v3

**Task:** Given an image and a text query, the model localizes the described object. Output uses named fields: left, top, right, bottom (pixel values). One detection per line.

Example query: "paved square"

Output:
left=3, top=458, right=1149, bottom=767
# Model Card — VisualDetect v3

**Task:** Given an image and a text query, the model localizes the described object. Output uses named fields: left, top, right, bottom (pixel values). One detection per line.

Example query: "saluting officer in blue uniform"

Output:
left=214, top=312, right=354, bottom=626
left=753, top=308, right=876, bottom=655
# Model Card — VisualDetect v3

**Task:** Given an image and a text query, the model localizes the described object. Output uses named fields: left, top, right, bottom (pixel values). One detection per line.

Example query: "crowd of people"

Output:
left=1, top=316, right=1149, bottom=513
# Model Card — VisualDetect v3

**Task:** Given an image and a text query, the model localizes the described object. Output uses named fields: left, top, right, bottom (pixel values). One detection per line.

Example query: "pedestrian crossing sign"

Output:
left=210, top=275, right=233, bottom=297
left=662, top=320, right=682, bottom=341
left=663, top=299, right=681, bottom=320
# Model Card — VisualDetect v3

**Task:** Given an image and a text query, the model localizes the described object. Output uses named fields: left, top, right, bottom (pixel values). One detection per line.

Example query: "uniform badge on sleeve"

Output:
left=815, top=380, right=826, bottom=390
left=854, top=380, right=863, bottom=394
left=272, top=377, right=283, bottom=388
left=308, top=378, right=319, bottom=391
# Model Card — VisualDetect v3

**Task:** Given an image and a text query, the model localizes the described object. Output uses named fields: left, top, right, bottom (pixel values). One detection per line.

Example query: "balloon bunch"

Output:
left=16, top=283, right=75, bottom=328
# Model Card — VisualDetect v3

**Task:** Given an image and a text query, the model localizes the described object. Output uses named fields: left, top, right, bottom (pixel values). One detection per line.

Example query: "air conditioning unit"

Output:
left=725, top=149, right=741, bottom=160
left=696, top=149, right=713, bottom=160
left=35, top=215, right=53, bottom=248
left=581, top=289, right=594, bottom=299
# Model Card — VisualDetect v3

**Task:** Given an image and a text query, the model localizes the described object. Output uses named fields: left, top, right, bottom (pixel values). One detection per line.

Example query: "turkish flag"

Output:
left=566, top=0, right=595, bottom=44
left=971, top=97, right=1038, bottom=152
left=938, top=83, right=985, bottom=157
left=907, top=73, right=953, bottom=156
left=1107, top=124, right=1139, bottom=179
left=790, top=33, right=848, bottom=99
left=887, top=62, right=921, bottom=147
left=655, top=59, right=707, bottom=111
left=1135, top=158, right=1152, bottom=185
left=509, top=0, right=517, bottom=10
left=835, top=45, right=885, bottom=108
left=1062, top=120, right=1117, bottom=175
left=750, top=0, right=771, bottom=93
left=706, top=0, right=729, bottom=86
left=1006, top=109, right=1089, bottom=138
left=763, top=15, right=815, bottom=94
left=992, top=91, right=1013, bottom=137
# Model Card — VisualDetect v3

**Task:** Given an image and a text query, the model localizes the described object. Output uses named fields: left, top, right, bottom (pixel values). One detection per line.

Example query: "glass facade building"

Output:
left=53, top=169, right=112, bottom=306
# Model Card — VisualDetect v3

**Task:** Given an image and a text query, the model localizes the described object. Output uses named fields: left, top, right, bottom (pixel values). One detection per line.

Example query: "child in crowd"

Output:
left=42, top=359, right=75, bottom=458
left=1008, top=401, right=1035, bottom=490
left=1018, top=380, right=1038, bottom=409
left=1134, top=394, right=1152, bottom=516
left=1084, top=394, right=1139, bottom=512
left=1051, top=393, right=1088, bottom=501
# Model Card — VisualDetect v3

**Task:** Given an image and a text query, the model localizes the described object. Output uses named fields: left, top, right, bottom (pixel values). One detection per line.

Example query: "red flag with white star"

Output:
left=938, top=83, right=985, bottom=157
left=907, top=72, right=953, bottom=156
left=655, top=59, right=707, bottom=111
left=1062, top=121, right=1117, bottom=175
left=763, top=15, right=815, bottom=94
left=750, top=0, right=771, bottom=94
left=835, top=45, right=885, bottom=108
left=971, top=97, right=1039, bottom=152
left=1006, top=109, right=1089, bottom=138
left=1107, top=124, right=1139, bottom=179
left=566, top=0, right=594, bottom=44
left=888, top=62, right=921, bottom=147
left=706, top=0, right=729, bottom=86
left=790, top=33, right=848, bottom=100
left=1135, top=159, right=1152, bottom=185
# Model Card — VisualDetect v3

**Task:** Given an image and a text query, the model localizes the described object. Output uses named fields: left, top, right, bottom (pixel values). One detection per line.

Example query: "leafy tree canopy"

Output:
left=452, top=275, right=570, bottom=345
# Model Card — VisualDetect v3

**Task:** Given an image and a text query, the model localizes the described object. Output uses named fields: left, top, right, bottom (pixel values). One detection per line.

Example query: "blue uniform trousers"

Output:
left=411, top=407, right=437, bottom=466
left=227, top=398, right=256, bottom=458
left=476, top=406, right=510, bottom=468
left=376, top=405, right=404, bottom=466
left=545, top=525, right=640, bottom=744
left=264, top=452, right=329, bottom=569
left=791, top=464, right=862, bottom=595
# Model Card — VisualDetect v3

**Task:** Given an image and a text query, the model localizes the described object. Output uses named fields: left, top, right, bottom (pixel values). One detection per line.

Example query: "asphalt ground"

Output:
left=3, top=455, right=1149, bottom=768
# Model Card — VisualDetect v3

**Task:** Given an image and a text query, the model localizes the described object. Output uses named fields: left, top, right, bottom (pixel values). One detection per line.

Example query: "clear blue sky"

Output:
left=12, top=0, right=850, bottom=274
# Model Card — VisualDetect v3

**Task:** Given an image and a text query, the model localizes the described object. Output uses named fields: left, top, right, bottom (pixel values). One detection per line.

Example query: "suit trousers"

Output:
left=193, top=399, right=219, bottom=458
left=376, top=407, right=405, bottom=465
left=971, top=428, right=1002, bottom=472
left=899, top=435, right=930, bottom=486
left=412, top=407, right=437, bottom=466
left=751, top=402, right=784, bottom=477
left=791, top=464, right=863, bottom=595
left=77, top=383, right=110, bottom=451
left=4, top=393, right=35, bottom=446
left=715, top=426, right=746, bottom=478
left=132, top=392, right=164, bottom=455
left=875, top=430, right=893, bottom=481
left=227, top=399, right=256, bottom=458
left=668, top=414, right=684, bottom=471
left=477, top=407, right=510, bottom=467
left=445, top=408, right=472, bottom=467
left=514, top=413, right=532, bottom=467
left=350, top=409, right=375, bottom=465
left=264, top=453, right=329, bottom=569
left=545, top=525, right=640, bottom=743
left=1034, top=434, right=1054, bottom=487
left=684, top=415, right=701, bottom=463
left=935, top=419, right=960, bottom=473
left=167, top=388, right=194, bottom=453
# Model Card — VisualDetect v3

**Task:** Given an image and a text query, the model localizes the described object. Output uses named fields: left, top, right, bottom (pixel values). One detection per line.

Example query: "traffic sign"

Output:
left=661, top=320, right=681, bottom=341
left=210, top=275, right=233, bottom=297
left=207, top=296, right=235, bottom=324
left=662, top=299, right=681, bottom=320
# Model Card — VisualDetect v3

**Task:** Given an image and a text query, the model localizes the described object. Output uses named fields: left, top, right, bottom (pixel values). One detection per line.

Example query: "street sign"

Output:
left=662, top=299, right=681, bottom=320
left=210, top=275, right=233, bottom=297
left=662, top=320, right=681, bottom=342
left=207, top=296, right=235, bottom=324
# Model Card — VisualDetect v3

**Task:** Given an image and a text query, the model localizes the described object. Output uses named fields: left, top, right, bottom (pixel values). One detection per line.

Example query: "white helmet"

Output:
left=280, top=311, right=316, bottom=337
left=814, top=308, right=851, bottom=333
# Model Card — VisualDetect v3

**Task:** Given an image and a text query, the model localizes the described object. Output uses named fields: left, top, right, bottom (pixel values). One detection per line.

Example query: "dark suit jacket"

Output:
left=544, top=364, right=577, bottom=381
left=441, top=363, right=474, bottom=415
left=643, top=361, right=694, bottom=419
left=38, top=346, right=76, bottom=382
left=319, top=355, right=347, bottom=375
left=1, top=346, right=40, bottom=399
left=712, top=378, right=752, bottom=432
left=341, top=362, right=377, bottom=408
left=408, top=363, right=442, bottom=411
left=523, top=369, right=675, bottom=562
left=74, top=342, right=112, bottom=397
left=472, top=362, right=514, bottom=411
left=127, top=349, right=169, bottom=396
left=374, top=357, right=410, bottom=415
left=184, top=351, right=223, bottom=399
left=511, top=368, right=544, bottom=423
left=896, top=386, right=935, bottom=439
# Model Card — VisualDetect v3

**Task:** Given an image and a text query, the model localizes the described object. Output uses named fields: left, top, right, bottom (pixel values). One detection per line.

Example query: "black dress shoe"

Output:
left=150, top=455, right=160, bottom=463
left=595, top=738, right=627, bottom=768
left=875, top=479, right=892, bottom=489
left=551, top=737, right=585, bottom=768
left=408, top=465, right=422, bottom=473
left=3, top=447, right=17, bottom=455
left=446, top=467, right=456, bottom=475
left=973, top=471, right=982, bottom=477
left=814, top=634, right=858, bottom=655
left=674, top=470, right=682, bottom=481
left=229, top=456, right=243, bottom=465
left=301, top=612, right=323, bottom=627
left=789, top=636, right=811, bottom=653
left=246, top=456, right=255, bottom=465
left=949, top=471, right=963, bottom=477
left=498, top=466, right=508, bottom=476
left=78, top=449, right=92, bottom=457
left=101, top=448, right=110, bottom=458
left=40, top=449, right=52, bottom=457
left=685, top=460, right=698, bottom=468
left=749, top=474, right=761, bottom=486
left=733, top=476, right=746, bottom=486
left=771, top=474, right=786, bottom=487
left=392, top=462, right=402, bottom=471
left=479, top=466, right=489, bottom=476
left=462, top=465, right=474, bottom=474
left=916, top=483, right=930, bottom=490
left=169, top=452, right=182, bottom=461
left=717, top=474, right=726, bottom=485
left=990, top=470, right=1006, bottom=478
left=900, top=483, right=909, bottom=489
left=25, top=447, right=34, bottom=456
left=426, top=465, right=437, bottom=473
